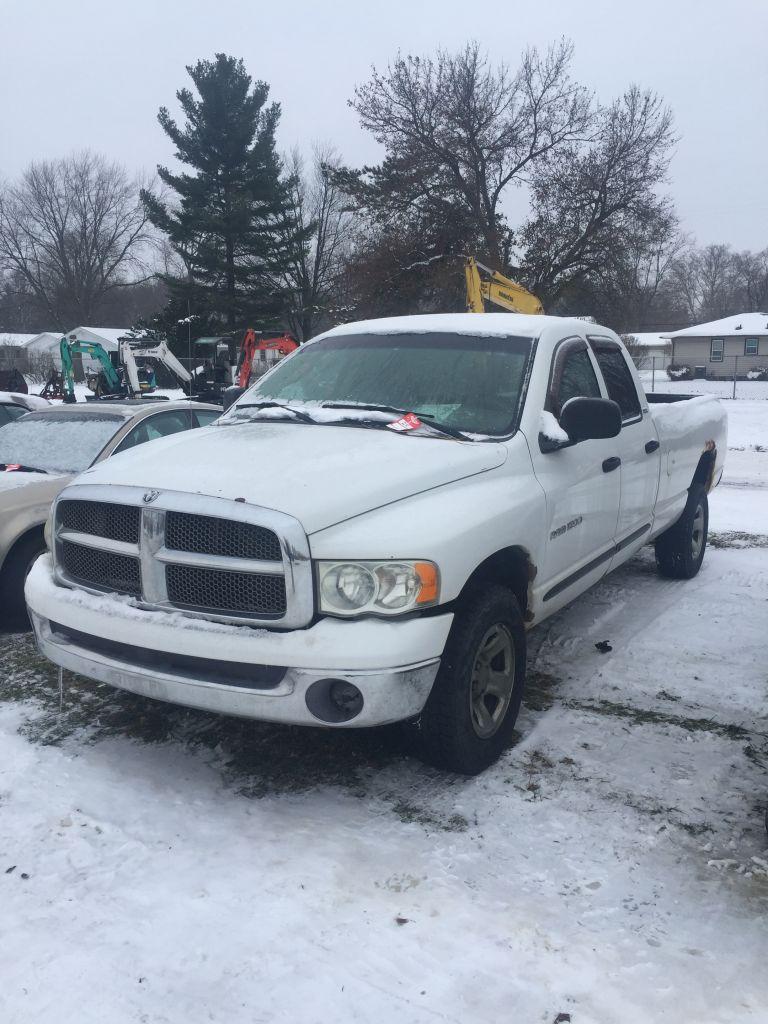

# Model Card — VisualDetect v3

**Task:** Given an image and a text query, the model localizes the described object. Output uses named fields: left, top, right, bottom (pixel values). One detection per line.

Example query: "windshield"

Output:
left=234, top=332, right=533, bottom=436
left=0, top=412, right=124, bottom=474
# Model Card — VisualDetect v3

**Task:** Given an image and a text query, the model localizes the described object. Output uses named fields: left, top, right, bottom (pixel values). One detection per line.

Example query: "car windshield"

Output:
left=232, top=332, right=534, bottom=436
left=0, top=411, right=125, bottom=474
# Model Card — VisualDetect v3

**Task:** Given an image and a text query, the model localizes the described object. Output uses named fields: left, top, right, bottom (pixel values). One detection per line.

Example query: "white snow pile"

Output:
left=539, top=409, right=569, bottom=442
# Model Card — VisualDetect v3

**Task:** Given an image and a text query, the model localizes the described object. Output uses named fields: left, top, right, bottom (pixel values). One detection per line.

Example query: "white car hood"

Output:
left=77, top=421, right=507, bottom=534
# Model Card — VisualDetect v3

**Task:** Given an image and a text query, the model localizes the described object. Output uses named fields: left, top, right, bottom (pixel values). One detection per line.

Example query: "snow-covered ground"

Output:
left=1, top=401, right=767, bottom=1024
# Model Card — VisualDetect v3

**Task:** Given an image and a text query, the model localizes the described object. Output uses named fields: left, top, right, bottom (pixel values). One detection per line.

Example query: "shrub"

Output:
left=667, top=364, right=692, bottom=381
left=746, top=367, right=768, bottom=381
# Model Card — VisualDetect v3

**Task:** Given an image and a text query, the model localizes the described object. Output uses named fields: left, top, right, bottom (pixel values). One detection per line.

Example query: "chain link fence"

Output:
left=638, top=355, right=768, bottom=398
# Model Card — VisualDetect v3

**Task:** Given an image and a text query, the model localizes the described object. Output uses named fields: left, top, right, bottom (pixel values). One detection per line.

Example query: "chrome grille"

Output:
left=166, top=564, right=287, bottom=616
left=60, top=540, right=141, bottom=595
left=52, top=486, right=313, bottom=627
left=165, top=511, right=281, bottom=561
left=58, top=499, right=140, bottom=544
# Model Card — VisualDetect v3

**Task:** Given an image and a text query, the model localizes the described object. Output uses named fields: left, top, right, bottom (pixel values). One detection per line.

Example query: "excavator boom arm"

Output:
left=465, top=257, right=544, bottom=316
left=59, top=338, right=122, bottom=401
left=120, top=339, right=192, bottom=399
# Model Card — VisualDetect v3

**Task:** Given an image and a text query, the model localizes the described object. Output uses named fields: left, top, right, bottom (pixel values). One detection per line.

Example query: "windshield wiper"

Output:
left=0, top=463, right=49, bottom=474
left=320, top=403, right=469, bottom=440
left=234, top=401, right=315, bottom=424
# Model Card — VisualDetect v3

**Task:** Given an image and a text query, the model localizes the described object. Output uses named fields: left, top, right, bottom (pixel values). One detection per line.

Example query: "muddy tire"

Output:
left=418, top=585, right=526, bottom=775
left=655, top=485, right=708, bottom=580
left=0, top=532, right=45, bottom=627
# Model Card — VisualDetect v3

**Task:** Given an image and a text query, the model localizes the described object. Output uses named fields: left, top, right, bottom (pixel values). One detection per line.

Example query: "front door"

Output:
left=528, top=338, right=621, bottom=609
left=588, top=337, right=661, bottom=559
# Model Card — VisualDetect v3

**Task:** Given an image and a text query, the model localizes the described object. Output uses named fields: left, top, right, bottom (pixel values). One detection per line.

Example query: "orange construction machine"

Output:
left=236, top=329, right=298, bottom=388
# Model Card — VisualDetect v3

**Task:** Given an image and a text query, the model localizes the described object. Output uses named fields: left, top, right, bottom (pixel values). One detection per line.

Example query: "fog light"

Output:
left=329, top=680, right=363, bottom=715
left=305, top=678, right=364, bottom=724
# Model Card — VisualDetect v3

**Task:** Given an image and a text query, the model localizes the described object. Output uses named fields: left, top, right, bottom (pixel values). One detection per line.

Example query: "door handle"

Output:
left=645, top=440, right=660, bottom=454
left=602, top=456, right=621, bottom=473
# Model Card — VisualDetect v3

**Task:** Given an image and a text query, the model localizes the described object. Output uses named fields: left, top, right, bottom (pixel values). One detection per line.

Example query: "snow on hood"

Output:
left=76, top=421, right=507, bottom=533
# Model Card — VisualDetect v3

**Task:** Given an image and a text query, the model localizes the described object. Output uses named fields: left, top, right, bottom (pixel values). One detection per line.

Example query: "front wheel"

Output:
left=418, top=585, right=526, bottom=775
left=0, top=532, right=46, bottom=627
left=655, top=486, right=708, bottom=579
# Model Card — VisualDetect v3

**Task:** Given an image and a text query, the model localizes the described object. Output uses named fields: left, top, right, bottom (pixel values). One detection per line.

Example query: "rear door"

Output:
left=528, top=338, right=621, bottom=607
left=588, top=337, right=661, bottom=558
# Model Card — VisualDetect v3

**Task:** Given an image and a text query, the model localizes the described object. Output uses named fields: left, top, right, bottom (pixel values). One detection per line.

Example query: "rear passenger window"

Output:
left=549, top=343, right=601, bottom=416
left=589, top=339, right=642, bottom=422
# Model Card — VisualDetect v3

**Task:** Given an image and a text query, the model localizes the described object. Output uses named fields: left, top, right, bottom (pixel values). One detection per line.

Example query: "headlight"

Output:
left=317, top=560, right=440, bottom=617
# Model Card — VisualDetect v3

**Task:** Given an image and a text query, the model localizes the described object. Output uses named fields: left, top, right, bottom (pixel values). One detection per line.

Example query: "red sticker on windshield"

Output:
left=387, top=413, right=422, bottom=433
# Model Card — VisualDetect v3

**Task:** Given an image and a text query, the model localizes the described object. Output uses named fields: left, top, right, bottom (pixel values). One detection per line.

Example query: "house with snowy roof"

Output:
left=0, top=333, right=38, bottom=370
left=663, top=312, right=768, bottom=379
left=622, top=332, right=671, bottom=369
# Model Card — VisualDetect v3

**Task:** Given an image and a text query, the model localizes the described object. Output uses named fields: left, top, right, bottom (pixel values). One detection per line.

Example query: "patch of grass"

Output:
left=709, top=531, right=768, bottom=549
left=523, top=671, right=561, bottom=711
left=390, top=800, right=469, bottom=832
left=655, top=689, right=681, bottom=702
left=566, top=697, right=755, bottom=741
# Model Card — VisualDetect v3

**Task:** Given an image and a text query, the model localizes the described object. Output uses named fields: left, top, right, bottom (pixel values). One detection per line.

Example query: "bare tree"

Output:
left=0, top=152, right=154, bottom=326
left=670, top=244, right=740, bottom=322
left=280, top=145, right=352, bottom=340
left=521, top=87, right=678, bottom=304
left=342, top=40, right=592, bottom=269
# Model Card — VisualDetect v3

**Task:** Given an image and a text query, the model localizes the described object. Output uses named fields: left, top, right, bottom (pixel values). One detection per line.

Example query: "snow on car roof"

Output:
left=316, top=313, right=579, bottom=341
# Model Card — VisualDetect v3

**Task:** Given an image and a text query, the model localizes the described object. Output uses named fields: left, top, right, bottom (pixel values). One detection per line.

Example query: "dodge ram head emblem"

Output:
left=142, top=490, right=160, bottom=504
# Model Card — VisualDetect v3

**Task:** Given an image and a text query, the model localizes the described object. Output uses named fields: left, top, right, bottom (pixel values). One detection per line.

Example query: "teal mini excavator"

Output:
left=59, top=337, right=123, bottom=403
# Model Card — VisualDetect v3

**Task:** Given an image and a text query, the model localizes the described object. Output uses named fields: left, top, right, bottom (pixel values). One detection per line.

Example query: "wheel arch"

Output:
left=691, top=445, right=717, bottom=494
left=0, top=523, right=45, bottom=576
left=456, top=545, right=536, bottom=623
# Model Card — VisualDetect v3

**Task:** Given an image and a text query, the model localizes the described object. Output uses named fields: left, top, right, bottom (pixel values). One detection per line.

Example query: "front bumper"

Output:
left=26, top=556, right=451, bottom=728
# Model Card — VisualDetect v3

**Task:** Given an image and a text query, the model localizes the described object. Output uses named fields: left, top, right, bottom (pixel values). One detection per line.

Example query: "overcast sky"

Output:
left=2, top=0, right=766, bottom=250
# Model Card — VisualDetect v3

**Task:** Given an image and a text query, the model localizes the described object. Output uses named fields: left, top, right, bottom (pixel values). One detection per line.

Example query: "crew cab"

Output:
left=26, top=315, right=727, bottom=773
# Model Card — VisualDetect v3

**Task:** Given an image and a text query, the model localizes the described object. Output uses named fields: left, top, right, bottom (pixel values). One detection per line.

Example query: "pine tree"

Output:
left=142, top=54, right=303, bottom=332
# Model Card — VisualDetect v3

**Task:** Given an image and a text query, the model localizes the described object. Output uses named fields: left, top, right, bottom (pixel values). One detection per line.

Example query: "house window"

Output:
left=745, top=338, right=758, bottom=356
left=710, top=338, right=724, bottom=363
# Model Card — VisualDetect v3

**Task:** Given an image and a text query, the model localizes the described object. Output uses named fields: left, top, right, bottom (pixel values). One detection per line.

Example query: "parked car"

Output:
left=0, top=391, right=50, bottom=426
left=0, top=400, right=220, bottom=622
left=26, top=314, right=727, bottom=772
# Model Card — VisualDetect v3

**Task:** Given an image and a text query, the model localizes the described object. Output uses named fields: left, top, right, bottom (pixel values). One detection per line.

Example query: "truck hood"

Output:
left=77, top=421, right=507, bottom=534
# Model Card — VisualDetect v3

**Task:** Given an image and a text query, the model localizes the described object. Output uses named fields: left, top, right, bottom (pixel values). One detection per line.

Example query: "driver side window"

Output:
left=549, top=341, right=602, bottom=417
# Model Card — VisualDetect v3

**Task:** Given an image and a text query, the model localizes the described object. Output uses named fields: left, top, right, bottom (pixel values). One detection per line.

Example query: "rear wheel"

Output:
left=655, top=486, right=708, bottom=579
left=418, top=585, right=526, bottom=775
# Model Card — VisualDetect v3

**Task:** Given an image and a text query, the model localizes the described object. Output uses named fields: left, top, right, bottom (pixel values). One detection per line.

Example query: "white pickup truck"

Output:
left=26, top=314, right=726, bottom=773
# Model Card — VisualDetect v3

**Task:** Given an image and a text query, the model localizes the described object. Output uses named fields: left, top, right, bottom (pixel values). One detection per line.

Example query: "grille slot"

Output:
left=165, top=511, right=282, bottom=562
left=166, top=564, right=287, bottom=617
left=58, top=500, right=140, bottom=544
left=60, top=540, right=141, bottom=596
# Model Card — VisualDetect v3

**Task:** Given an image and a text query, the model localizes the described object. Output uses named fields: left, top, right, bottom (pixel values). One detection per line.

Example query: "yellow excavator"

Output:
left=464, top=257, right=544, bottom=315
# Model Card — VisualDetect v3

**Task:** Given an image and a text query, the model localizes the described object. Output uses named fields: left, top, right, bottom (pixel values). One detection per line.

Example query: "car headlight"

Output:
left=317, top=560, right=440, bottom=617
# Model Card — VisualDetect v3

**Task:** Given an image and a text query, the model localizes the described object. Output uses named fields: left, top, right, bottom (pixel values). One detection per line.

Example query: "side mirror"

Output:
left=222, top=386, right=246, bottom=413
left=559, top=396, right=622, bottom=442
